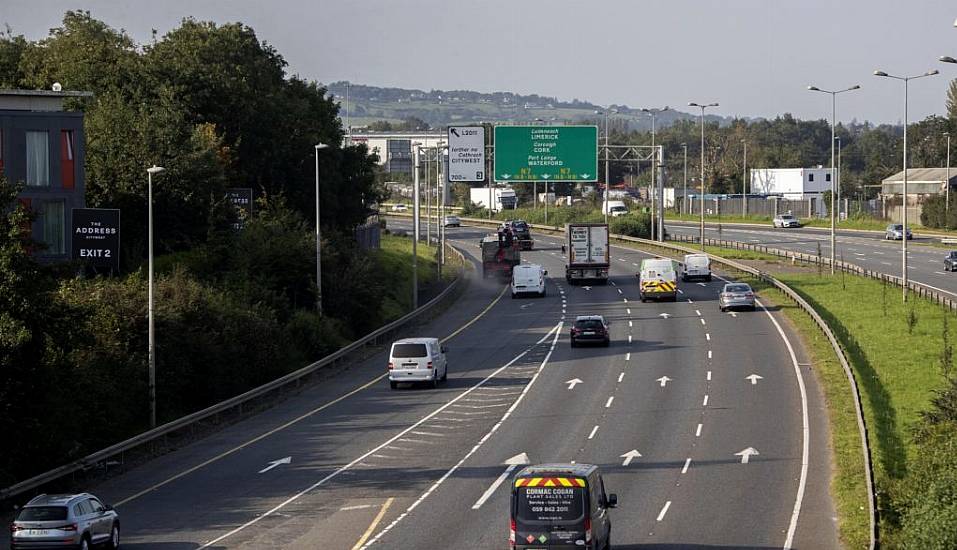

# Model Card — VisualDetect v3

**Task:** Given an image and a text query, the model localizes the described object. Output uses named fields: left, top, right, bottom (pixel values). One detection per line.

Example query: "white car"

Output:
left=772, top=213, right=801, bottom=228
left=391, top=204, right=409, bottom=212
left=511, top=264, right=547, bottom=298
left=444, top=215, right=461, bottom=227
left=388, top=337, right=448, bottom=389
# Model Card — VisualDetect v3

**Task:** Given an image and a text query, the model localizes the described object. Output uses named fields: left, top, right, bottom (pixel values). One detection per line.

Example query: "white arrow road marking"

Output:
left=657, top=376, right=672, bottom=387
left=620, top=449, right=642, bottom=466
left=697, top=282, right=707, bottom=287
left=726, top=311, right=737, bottom=318
left=566, top=378, right=583, bottom=390
left=746, top=374, right=764, bottom=385
left=520, top=303, right=534, bottom=309
left=659, top=313, right=671, bottom=319
left=472, top=453, right=529, bottom=509
left=258, top=456, right=292, bottom=474
left=582, top=286, right=592, bottom=291
left=735, top=447, right=759, bottom=464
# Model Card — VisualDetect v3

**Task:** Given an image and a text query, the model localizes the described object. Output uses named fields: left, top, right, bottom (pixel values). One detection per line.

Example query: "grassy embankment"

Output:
left=619, top=238, right=951, bottom=548
left=377, top=234, right=458, bottom=321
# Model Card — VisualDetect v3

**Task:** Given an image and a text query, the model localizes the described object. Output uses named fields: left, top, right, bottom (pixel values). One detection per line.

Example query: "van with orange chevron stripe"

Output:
left=638, top=258, right=679, bottom=302
left=510, top=463, right=617, bottom=550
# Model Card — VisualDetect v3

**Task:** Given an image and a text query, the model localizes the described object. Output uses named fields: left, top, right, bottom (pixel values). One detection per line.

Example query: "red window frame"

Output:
left=61, top=130, right=75, bottom=189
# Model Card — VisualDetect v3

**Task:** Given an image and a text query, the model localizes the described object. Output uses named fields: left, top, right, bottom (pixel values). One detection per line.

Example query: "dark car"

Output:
left=946, top=251, right=957, bottom=272
left=570, top=315, right=610, bottom=347
left=10, top=493, right=120, bottom=550
left=510, top=463, right=617, bottom=550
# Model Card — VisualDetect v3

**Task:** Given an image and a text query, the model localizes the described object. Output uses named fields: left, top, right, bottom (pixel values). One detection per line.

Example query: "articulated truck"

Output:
left=470, top=187, right=517, bottom=213
left=565, top=223, right=610, bottom=285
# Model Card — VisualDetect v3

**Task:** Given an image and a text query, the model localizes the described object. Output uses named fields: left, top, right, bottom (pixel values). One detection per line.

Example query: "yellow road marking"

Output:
left=114, top=279, right=508, bottom=507
left=351, top=497, right=394, bottom=550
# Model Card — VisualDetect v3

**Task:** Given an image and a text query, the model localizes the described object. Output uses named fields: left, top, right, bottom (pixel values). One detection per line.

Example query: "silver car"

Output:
left=443, top=215, right=461, bottom=227
left=11, top=493, right=119, bottom=550
left=772, top=213, right=801, bottom=228
left=719, top=283, right=756, bottom=312
left=884, top=223, right=912, bottom=240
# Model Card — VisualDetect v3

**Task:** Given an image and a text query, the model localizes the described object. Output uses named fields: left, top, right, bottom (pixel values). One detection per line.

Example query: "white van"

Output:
left=511, top=264, right=547, bottom=298
left=602, top=200, right=629, bottom=217
left=638, top=258, right=678, bottom=302
left=388, top=338, right=448, bottom=389
left=681, top=253, right=712, bottom=282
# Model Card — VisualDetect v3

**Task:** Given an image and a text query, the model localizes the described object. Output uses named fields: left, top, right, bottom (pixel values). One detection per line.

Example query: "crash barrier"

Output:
left=393, top=213, right=877, bottom=550
left=668, top=233, right=957, bottom=313
left=1, top=243, right=468, bottom=503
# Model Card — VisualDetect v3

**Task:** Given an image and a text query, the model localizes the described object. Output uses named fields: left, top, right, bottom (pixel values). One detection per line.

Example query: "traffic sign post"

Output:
left=494, top=126, right=598, bottom=182
left=447, top=126, right=486, bottom=182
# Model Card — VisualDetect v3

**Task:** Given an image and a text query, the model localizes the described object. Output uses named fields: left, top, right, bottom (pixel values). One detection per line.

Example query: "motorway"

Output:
left=26, top=220, right=841, bottom=549
left=667, top=220, right=957, bottom=298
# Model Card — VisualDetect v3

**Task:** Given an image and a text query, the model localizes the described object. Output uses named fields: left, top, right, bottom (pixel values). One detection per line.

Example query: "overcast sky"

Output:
left=5, top=0, right=957, bottom=124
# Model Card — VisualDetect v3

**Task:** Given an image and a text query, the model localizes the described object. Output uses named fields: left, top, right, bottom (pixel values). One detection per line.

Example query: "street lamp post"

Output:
left=643, top=107, right=669, bottom=241
left=689, top=102, right=719, bottom=250
left=681, top=143, right=688, bottom=214
left=836, top=136, right=842, bottom=219
left=874, top=69, right=939, bottom=301
left=597, top=108, right=618, bottom=224
left=146, top=164, right=165, bottom=429
left=946, top=132, right=952, bottom=219
left=437, top=141, right=446, bottom=274
left=314, top=143, right=329, bottom=315
left=741, top=139, right=748, bottom=217
left=412, top=141, right=423, bottom=309
left=807, top=84, right=860, bottom=274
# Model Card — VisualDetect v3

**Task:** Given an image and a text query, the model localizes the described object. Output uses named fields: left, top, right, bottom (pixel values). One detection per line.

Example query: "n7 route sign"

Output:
left=494, top=125, right=598, bottom=182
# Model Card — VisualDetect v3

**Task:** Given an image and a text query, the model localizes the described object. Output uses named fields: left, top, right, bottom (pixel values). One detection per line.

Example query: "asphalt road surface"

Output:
left=667, top=220, right=957, bottom=298
left=10, top=219, right=840, bottom=549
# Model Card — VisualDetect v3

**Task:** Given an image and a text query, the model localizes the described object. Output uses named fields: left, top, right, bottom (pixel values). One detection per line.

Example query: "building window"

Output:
left=826, top=173, right=831, bottom=182
left=808, top=173, right=814, bottom=182
left=61, top=130, right=75, bottom=189
left=40, top=200, right=64, bottom=255
left=26, top=131, right=50, bottom=187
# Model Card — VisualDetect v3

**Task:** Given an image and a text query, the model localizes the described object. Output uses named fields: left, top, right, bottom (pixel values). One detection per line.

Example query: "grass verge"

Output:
left=377, top=234, right=457, bottom=321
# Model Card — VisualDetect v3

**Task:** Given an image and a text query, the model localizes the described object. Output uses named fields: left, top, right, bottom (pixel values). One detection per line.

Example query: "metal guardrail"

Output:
left=436, top=214, right=877, bottom=549
left=667, top=233, right=957, bottom=313
left=1, top=244, right=468, bottom=502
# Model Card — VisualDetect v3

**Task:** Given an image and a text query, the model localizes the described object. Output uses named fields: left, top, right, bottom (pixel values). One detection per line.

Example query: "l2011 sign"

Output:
left=494, top=126, right=598, bottom=182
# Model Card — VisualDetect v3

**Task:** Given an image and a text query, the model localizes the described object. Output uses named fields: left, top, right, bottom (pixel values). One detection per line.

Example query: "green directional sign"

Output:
left=494, top=125, right=598, bottom=182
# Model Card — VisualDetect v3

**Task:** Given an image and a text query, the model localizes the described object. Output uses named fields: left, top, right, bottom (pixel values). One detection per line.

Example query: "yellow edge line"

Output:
left=115, top=277, right=508, bottom=507
left=351, top=497, right=394, bottom=550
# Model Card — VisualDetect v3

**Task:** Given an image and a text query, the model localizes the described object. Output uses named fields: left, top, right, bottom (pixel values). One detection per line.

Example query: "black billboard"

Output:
left=225, top=188, right=253, bottom=230
left=72, top=208, right=120, bottom=273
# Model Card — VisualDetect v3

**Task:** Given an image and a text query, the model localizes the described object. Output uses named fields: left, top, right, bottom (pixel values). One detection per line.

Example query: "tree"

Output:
left=948, top=78, right=957, bottom=121
left=0, top=26, right=27, bottom=88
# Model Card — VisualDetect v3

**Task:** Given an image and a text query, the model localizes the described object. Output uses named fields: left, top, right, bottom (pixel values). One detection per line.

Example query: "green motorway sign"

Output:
left=494, top=126, right=598, bottom=182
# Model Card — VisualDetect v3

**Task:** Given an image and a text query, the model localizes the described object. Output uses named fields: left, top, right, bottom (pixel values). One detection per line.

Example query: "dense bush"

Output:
left=919, top=194, right=957, bottom=230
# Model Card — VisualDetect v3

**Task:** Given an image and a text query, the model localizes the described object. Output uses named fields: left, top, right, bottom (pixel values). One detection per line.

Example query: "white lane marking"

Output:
left=341, top=504, right=378, bottom=511
left=700, top=318, right=706, bottom=325
left=707, top=370, right=712, bottom=381
left=759, top=297, right=810, bottom=550
left=708, top=350, right=712, bottom=359
left=471, top=453, right=529, bottom=510
left=687, top=298, right=694, bottom=304
left=626, top=308, right=632, bottom=314
left=588, top=425, right=600, bottom=439
left=605, top=396, right=614, bottom=408
left=681, top=458, right=692, bottom=474
left=199, top=323, right=563, bottom=549
left=397, top=438, right=431, bottom=444
left=629, top=320, right=633, bottom=327
left=362, top=325, right=565, bottom=548
left=880, top=261, right=891, bottom=266
left=618, top=288, right=623, bottom=294
left=696, top=423, right=703, bottom=437
left=628, top=335, right=633, bottom=344
left=656, top=501, right=672, bottom=521
left=703, top=394, right=709, bottom=406
left=935, top=271, right=949, bottom=275
left=706, top=333, right=711, bottom=341
left=410, top=431, right=446, bottom=437
left=625, top=352, right=631, bottom=361
left=611, top=281, right=617, bottom=286
left=695, top=309, right=701, bottom=316
left=618, top=373, right=625, bottom=383
left=633, top=262, right=639, bottom=267
left=677, top=289, right=684, bottom=294
left=623, top=298, right=628, bottom=303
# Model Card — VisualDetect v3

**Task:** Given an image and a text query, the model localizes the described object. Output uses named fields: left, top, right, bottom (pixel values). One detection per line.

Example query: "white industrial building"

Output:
left=347, top=132, right=449, bottom=173
left=749, top=167, right=833, bottom=199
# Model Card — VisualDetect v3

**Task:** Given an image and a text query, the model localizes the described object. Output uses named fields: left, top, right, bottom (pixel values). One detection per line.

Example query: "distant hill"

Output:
left=323, top=81, right=734, bottom=131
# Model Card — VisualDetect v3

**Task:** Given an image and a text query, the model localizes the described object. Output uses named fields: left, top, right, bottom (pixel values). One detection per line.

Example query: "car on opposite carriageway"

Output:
left=772, top=212, right=802, bottom=228
left=510, top=463, right=617, bottom=550
left=945, top=250, right=957, bottom=271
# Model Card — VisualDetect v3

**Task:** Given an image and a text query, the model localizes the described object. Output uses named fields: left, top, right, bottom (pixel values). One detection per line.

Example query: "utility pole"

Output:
left=682, top=143, right=688, bottom=214
left=412, top=142, right=422, bottom=309
left=689, top=102, right=719, bottom=250
left=741, top=139, right=748, bottom=217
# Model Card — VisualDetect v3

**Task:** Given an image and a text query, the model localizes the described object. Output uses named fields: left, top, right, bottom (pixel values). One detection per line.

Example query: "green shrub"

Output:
left=610, top=213, right=652, bottom=238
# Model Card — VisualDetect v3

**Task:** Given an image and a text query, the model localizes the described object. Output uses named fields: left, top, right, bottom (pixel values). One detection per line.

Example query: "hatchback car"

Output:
left=10, top=493, right=119, bottom=550
left=390, top=203, right=408, bottom=212
left=719, top=283, right=756, bottom=312
left=443, top=215, right=461, bottom=227
left=945, top=251, right=957, bottom=271
left=772, top=213, right=801, bottom=228
left=885, top=224, right=912, bottom=240
left=570, top=315, right=610, bottom=347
